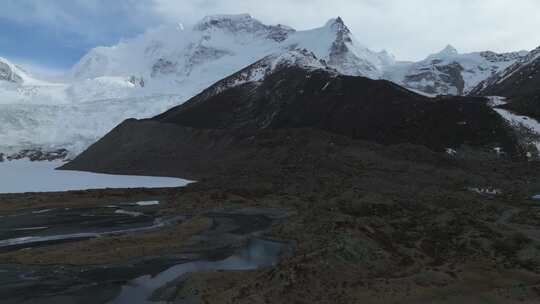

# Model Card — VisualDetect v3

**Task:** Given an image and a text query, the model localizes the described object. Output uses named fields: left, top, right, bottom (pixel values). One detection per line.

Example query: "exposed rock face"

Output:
left=6, top=149, right=69, bottom=162
left=479, top=50, right=527, bottom=63
left=402, top=61, right=465, bottom=95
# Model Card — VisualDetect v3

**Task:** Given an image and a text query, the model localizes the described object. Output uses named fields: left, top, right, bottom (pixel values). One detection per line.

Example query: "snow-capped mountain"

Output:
left=68, top=14, right=393, bottom=93
left=0, top=14, right=396, bottom=158
left=470, top=45, right=540, bottom=97
left=0, top=14, right=533, bottom=159
left=385, top=45, right=527, bottom=95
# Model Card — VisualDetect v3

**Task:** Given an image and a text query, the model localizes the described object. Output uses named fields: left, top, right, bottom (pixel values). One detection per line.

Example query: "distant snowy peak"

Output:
left=431, top=44, right=459, bottom=59
left=470, top=46, right=540, bottom=97
left=65, top=14, right=528, bottom=99
left=385, top=45, right=528, bottom=95
left=326, top=17, right=349, bottom=34
left=322, top=17, right=394, bottom=78
left=0, top=57, right=29, bottom=84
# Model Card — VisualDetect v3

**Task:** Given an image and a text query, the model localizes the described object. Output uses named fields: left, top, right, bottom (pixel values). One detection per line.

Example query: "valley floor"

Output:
left=2, top=139, right=540, bottom=303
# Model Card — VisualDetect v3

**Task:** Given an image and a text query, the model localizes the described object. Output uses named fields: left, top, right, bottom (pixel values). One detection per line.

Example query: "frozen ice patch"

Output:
left=494, top=108, right=540, bottom=152
left=0, top=160, right=192, bottom=194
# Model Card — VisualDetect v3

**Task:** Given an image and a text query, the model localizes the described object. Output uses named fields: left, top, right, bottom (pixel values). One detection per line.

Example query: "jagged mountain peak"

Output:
left=324, top=17, right=350, bottom=34
left=433, top=44, right=459, bottom=58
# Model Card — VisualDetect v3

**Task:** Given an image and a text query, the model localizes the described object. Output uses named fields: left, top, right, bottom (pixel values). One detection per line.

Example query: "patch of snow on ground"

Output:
left=135, top=201, right=160, bottom=206
left=407, top=88, right=437, bottom=98
left=115, top=210, right=144, bottom=217
left=486, top=96, right=508, bottom=107
left=494, top=107, right=540, bottom=152
left=445, top=148, right=457, bottom=156
left=0, top=160, right=191, bottom=194
left=468, top=187, right=502, bottom=196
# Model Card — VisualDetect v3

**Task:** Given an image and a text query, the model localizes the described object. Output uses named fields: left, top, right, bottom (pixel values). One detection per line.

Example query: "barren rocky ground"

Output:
left=2, top=136, right=540, bottom=303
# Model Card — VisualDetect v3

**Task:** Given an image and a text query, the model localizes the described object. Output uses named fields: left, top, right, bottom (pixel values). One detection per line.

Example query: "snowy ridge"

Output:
left=198, top=49, right=334, bottom=99
left=193, top=13, right=294, bottom=42
left=385, top=45, right=526, bottom=95
left=496, top=47, right=540, bottom=85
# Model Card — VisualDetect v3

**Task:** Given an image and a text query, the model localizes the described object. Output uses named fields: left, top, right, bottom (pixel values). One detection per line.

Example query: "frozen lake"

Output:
left=0, top=160, right=191, bottom=194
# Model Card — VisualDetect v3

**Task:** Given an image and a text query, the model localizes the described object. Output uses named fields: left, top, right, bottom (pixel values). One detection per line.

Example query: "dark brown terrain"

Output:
left=2, top=64, right=540, bottom=303
left=4, top=136, right=540, bottom=303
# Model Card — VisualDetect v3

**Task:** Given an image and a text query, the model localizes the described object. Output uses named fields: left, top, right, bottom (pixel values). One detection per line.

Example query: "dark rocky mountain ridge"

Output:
left=63, top=59, right=520, bottom=178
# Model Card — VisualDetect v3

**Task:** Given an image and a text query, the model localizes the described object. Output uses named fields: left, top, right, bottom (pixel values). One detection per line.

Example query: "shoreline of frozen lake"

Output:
left=0, top=160, right=191, bottom=194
